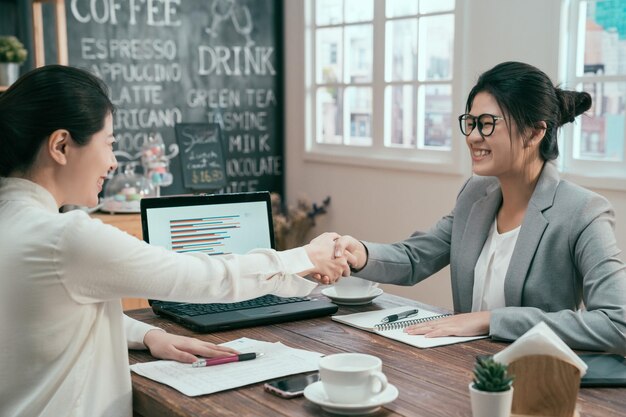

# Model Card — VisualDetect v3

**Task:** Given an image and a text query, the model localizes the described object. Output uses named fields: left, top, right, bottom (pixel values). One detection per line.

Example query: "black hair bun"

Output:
left=556, top=88, right=592, bottom=126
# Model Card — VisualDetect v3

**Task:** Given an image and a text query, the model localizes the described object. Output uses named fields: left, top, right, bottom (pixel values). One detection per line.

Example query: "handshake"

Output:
left=301, top=232, right=368, bottom=285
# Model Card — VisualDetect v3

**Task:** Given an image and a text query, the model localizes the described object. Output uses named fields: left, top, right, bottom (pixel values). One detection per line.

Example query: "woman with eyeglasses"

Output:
left=329, top=61, right=626, bottom=354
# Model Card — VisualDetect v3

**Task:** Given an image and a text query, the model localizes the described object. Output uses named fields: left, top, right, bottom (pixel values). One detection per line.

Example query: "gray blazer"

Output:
left=359, top=163, right=626, bottom=354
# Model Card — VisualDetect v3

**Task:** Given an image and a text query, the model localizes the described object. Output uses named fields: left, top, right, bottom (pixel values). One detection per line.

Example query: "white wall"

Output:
left=283, top=0, right=626, bottom=310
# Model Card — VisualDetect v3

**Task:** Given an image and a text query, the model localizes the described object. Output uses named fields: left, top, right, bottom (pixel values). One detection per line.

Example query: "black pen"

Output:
left=380, top=309, right=419, bottom=324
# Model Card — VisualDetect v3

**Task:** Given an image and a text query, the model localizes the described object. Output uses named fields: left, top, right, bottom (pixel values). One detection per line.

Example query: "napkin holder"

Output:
left=508, top=354, right=580, bottom=417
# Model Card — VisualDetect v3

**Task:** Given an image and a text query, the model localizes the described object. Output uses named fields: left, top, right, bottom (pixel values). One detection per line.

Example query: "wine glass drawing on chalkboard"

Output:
left=205, top=0, right=255, bottom=47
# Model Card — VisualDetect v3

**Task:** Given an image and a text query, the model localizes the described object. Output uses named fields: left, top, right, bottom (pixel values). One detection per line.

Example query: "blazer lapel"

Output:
left=504, top=163, right=560, bottom=306
left=456, top=183, right=502, bottom=312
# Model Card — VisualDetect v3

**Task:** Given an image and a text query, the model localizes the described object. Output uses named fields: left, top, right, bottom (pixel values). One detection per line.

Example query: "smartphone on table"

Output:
left=263, top=373, right=320, bottom=398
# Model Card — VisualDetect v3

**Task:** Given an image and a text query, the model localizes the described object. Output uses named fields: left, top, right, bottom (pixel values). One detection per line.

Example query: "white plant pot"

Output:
left=469, top=383, right=513, bottom=417
left=0, top=62, right=20, bottom=86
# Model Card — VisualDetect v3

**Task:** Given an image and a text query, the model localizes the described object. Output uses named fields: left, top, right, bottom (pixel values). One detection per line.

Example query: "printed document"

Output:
left=130, top=337, right=322, bottom=396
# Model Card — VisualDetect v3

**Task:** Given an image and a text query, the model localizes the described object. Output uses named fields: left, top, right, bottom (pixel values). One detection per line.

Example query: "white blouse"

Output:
left=472, top=218, right=520, bottom=312
left=0, top=177, right=316, bottom=417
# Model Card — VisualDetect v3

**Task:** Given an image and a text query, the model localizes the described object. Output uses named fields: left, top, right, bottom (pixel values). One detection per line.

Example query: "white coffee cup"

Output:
left=333, top=276, right=376, bottom=298
left=319, top=353, right=388, bottom=404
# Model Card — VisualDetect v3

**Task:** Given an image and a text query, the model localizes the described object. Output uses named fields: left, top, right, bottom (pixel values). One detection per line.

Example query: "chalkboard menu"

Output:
left=175, top=123, right=227, bottom=190
left=62, top=0, right=283, bottom=195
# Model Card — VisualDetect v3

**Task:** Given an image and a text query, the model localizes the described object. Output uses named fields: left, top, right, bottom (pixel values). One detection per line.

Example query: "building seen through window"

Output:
left=576, top=0, right=626, bottom=162
left=311, top=0, right=455, bottom=155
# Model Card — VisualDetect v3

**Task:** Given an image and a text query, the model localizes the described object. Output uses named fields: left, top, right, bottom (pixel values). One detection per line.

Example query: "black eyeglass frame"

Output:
left=458, top=113, right=504, bottom=137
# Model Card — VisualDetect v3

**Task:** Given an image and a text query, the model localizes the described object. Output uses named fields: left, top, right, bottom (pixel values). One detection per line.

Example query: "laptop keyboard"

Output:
left=162, top=295, right=311, bottom=317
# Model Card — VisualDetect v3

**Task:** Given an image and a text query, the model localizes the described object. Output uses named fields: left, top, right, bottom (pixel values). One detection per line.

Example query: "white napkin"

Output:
left=493, top=322, right=587, bottom=376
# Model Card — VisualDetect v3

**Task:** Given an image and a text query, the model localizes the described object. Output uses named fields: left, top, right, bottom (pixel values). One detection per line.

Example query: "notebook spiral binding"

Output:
left=374, top=314, right=451, bottom=331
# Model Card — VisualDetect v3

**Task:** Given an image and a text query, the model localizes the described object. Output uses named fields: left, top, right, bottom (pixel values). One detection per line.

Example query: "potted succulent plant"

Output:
left=469, top=357, right=515, bottom=417
left=0, top=36, right=28, bottom=86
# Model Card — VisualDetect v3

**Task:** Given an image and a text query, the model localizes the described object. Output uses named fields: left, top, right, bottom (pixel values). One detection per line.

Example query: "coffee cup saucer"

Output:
left=303, top=381, right=399, bottom=415
left=321, top=287, right=384, bottom=306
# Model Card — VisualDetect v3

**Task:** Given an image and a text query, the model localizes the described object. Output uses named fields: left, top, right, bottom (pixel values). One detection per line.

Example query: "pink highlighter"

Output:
left=192, top=352, right=262, bottom=368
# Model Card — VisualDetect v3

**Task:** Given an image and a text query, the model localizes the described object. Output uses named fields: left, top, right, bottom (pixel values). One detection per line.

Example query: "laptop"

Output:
left=140, top=191, right=338, bottom=332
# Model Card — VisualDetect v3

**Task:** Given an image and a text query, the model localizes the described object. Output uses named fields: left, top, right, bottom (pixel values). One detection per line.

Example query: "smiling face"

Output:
left=61, top=113, right=118, bottom=207
left=465, top=92, right=533, bottom=179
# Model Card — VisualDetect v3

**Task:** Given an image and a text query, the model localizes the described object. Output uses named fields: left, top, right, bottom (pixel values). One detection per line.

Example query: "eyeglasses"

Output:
left=458, top=113, right=504, bottom=137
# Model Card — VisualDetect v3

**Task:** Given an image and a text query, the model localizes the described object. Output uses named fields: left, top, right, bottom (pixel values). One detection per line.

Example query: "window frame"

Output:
left=559, top=0, right=626, bottom=191
left=303, top=0, right=467, bottom=175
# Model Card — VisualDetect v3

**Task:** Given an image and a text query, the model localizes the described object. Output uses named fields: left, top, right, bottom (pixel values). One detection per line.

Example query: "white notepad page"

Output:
left=332, top=306, right=486, bottom=348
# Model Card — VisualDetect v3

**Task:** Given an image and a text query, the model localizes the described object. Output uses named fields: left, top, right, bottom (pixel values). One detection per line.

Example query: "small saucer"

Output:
left=321, top=287, right=384, bottom=306
left=303, top=381, right=399, bottom=415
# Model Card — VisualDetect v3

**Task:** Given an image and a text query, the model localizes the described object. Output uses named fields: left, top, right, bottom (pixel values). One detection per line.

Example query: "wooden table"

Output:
left=127, top=293, right=626, bottom=417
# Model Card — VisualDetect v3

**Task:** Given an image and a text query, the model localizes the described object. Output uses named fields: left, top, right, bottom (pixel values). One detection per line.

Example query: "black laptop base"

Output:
left=152, top=296, right=338, bottom=333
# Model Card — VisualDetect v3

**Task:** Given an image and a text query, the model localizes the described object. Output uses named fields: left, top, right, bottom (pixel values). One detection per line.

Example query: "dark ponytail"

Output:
left=0, top=65, right=114, bottom=177
left=466, top=61, right=592, bottom=162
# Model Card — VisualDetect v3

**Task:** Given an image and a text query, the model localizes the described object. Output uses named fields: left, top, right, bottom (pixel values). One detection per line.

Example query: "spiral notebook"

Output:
left=332, top=306, right=486, bottom=348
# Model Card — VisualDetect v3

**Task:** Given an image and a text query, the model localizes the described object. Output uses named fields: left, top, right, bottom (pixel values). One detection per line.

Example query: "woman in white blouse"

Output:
left=330, top=61, right=626, bottom=355
left=0, top=65, right=349, bottom=417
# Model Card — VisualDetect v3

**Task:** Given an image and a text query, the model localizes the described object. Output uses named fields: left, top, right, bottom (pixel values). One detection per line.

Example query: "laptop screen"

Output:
left=141, top=192, right=275, bottom=255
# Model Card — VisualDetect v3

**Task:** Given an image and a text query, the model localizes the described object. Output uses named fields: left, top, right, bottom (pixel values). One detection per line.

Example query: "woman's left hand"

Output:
left=404, top=311, right=491, bottom=337
left=143, top=330, right=239, bottom=363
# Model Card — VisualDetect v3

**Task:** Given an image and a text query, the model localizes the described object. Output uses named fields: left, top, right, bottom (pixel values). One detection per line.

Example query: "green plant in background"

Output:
left=472, top=357, right=514, bottom=392
left=0, top=36, right=28, bottom=63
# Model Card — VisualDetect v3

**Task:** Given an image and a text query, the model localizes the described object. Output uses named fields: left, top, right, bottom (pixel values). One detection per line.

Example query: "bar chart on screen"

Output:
left=170, top=215, right=241, bottom=255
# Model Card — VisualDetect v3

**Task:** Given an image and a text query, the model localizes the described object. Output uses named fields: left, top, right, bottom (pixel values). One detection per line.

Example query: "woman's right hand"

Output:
left=333, top=235, right=367, bottom=271
left=302, top=232, right=353, bottom=283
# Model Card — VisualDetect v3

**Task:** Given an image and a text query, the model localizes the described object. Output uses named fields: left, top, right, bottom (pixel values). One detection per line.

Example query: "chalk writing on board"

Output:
left=175, top=123, right=227, bottom=190
left=64, top=0, right=284, bottom=195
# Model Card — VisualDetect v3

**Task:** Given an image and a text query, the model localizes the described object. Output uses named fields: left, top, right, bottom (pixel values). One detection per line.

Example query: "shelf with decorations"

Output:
left=100, top=133, right=179, bottom=214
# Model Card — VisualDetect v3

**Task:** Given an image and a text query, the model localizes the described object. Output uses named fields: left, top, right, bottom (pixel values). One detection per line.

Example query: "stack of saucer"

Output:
left=304, top=381, right=398, bottom=415
left=321, top=286, right=384, bottom=306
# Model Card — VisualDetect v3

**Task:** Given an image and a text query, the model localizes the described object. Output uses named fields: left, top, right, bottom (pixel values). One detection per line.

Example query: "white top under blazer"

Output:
left=472, top=219, right=520, bottom=312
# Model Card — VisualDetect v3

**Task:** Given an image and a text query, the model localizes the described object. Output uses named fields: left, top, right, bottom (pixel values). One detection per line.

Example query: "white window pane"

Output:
left=316, top=0, right=343, bottom=25
left=418, top=84, right=452, bottom=149
left=386, top=0, right=418, bottom=18
left=345, top=0, right=373, bottom=23
left=580, top=1, right=626, bottom=77
left=345, top=87, right=373, bottom=146
left=345, top=24, right=373, bottom=83
left=575, top=82, right=625, bottom=161
left=418, top=14, right=454, bottom=81
left=420, top=0, right=455, bottom=14
left=316, top=28, right=342, bottom=84
left=386, top=18, right=418, bottom=82
left=386, top=85, right=416, bottom=147
left=317, top=87, right=343, bottom=144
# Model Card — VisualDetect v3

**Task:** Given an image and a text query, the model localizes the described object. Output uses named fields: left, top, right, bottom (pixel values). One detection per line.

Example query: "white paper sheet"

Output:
left=130, top=337, right=323, bottom=396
